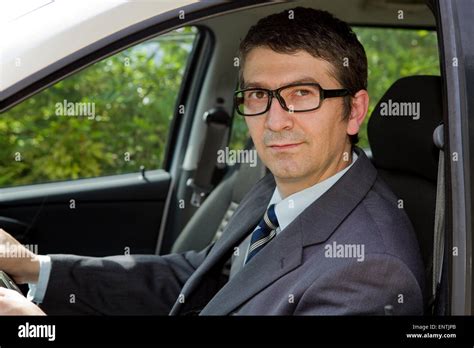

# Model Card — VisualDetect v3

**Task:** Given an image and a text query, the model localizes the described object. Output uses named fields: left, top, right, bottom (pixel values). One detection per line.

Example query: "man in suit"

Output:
left=0, top=7, right=424, bottom=315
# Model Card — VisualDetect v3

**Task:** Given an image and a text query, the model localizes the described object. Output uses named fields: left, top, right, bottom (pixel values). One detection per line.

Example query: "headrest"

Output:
left=231, top=138, right=268, bottom=203
left=368, top=75, right=442, bottom=182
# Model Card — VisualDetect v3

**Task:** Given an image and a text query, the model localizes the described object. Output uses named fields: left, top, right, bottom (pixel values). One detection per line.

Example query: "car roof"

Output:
left=0, top=0, right=200, bottom=93
left=0, top=0, right=435, bottom=103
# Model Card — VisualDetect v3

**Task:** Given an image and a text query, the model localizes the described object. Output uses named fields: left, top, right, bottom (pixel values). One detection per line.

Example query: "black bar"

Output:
left=0, top=316, right=473, bottom=345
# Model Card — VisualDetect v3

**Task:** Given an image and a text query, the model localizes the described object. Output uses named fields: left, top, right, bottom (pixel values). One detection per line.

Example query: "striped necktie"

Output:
left=244, top=203, right=279, bottom=265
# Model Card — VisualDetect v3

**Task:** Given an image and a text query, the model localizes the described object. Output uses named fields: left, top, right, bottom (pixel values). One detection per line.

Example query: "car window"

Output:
left=228, top=27, right=440, bottom=151
left=0, top=26, right=198, bottom=188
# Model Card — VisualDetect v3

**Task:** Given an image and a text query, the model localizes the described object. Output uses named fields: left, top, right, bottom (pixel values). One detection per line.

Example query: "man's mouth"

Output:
left=268, top=142, right=303, bottom=150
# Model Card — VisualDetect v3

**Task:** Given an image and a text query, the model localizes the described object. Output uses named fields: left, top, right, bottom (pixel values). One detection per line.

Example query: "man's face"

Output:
left=242, top=47, right=352, bottom=189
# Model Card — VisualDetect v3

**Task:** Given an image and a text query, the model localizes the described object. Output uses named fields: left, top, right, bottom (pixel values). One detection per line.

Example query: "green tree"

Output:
left=0, top=27, right=196, bottom=187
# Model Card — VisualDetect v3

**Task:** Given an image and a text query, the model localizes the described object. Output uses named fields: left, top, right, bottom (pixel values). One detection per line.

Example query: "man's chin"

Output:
left=269, top=167, right=305, bottom=182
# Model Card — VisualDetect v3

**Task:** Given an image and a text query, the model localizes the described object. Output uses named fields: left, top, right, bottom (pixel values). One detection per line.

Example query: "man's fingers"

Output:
left=0, top=287, right=17, bottom=297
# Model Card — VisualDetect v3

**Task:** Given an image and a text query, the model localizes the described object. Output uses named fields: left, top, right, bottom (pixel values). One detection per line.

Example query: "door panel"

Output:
left=0, top=171, right=170, bottom=256
left=0, top=26, right=199, bottom=257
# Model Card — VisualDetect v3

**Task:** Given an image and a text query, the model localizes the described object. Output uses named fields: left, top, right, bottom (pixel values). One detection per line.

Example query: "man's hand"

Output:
left=0, top=287, right=46, bottom=315
left=0, top=229, right=40, bottom=284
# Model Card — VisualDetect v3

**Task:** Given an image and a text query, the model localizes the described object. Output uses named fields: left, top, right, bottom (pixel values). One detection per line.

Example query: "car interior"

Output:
left=0, top=0, right=448, bottom=315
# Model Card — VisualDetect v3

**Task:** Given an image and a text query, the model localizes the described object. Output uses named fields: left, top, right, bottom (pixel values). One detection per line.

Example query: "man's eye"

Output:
left=249, top=91, right=266, bottom=99
left=294, top=89, right=311, bottom=97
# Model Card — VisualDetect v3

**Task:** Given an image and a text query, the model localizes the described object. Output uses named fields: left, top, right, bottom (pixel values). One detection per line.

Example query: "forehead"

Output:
left=242, top=47, right=338, bottom=89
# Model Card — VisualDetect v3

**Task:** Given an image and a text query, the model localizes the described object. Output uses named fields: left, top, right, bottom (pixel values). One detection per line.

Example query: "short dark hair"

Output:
left=238, top=7, right=368, bottom=145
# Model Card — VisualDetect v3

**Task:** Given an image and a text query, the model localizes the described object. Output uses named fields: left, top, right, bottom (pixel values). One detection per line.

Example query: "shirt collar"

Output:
left=269, top=151, right=359, bottom=232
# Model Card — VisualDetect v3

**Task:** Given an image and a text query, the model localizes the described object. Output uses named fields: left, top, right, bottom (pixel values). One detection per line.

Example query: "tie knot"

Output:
left=264, top=204, right=279, bottom=230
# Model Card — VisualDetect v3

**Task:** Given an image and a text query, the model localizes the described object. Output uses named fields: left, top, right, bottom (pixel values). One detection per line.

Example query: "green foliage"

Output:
left=229, top=28, right=440, bottom=151
left=0, top=27, right=196, bottom=187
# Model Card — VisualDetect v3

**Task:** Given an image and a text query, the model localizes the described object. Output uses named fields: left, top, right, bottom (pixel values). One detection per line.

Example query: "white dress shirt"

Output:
left=29, top=151, right=358, bottom=303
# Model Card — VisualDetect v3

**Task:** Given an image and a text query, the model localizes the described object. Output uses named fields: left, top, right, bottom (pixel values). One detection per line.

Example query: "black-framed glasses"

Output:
left=234, top=83, right=349, bottom=116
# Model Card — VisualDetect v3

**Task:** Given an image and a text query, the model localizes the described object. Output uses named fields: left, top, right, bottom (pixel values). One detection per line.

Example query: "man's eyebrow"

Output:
left=242, top=77, right=320, bottom=89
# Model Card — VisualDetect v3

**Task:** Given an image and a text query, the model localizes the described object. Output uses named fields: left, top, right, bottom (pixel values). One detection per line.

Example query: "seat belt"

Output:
left=431, top=123, right=445, bottom=313
left=187, top=107, right=231, bottom=207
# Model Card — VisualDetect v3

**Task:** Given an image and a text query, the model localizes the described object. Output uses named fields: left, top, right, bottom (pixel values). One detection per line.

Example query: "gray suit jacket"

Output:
left=41, top=147, right=425, bottom=315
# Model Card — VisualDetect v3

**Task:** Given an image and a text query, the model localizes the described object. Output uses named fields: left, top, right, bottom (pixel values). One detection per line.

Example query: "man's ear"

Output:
left=346, top=89, right=369, bottom=136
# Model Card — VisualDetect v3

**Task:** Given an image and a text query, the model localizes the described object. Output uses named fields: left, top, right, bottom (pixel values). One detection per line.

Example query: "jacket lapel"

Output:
left=199, top=147, right=378, bottom=315
left=300, top=148, right=378, bottom=247
left=200, top=217, right=303, bottom=315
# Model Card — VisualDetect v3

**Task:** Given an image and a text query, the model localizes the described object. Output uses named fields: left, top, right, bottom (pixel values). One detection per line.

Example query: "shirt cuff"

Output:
left=27, top=255, right=52, bottom=304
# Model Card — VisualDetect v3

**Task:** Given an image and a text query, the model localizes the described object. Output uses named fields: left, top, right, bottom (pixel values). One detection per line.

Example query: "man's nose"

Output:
left=265, top=96, right=294, bottom=131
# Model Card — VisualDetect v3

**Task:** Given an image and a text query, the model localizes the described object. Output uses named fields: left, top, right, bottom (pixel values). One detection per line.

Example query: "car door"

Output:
left=0, top=0, right=274, bottom=257
left=0, top=27, right=204, bottom=257
left=0, top=2, right=206, bottom=257
left=435, top=0, right=474, bottom=315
